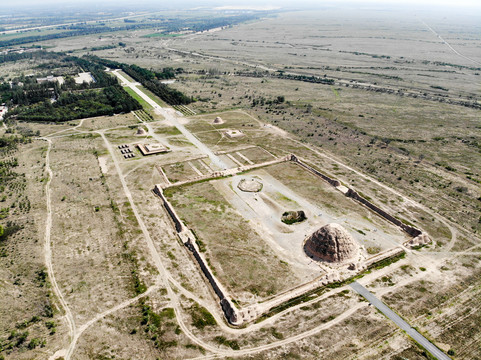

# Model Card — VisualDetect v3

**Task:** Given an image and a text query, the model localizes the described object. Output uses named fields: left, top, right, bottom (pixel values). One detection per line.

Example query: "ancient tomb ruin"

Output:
left=136, top=127, right=146, bottom=136
left=281, top=210, right=307, bottom=225
left=213, top=116, right=224, bottom=124
left=224, top=129, right=245, bottom=138
left=304, top=223, right=360, bottom=264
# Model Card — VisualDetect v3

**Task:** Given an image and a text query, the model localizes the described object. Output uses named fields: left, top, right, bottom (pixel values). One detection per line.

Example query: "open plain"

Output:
left=0, top=3, right=480, bottom=360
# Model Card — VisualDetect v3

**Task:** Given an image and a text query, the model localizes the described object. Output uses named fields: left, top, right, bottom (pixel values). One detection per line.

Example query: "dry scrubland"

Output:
left=1, top=6, right=481, bottom=360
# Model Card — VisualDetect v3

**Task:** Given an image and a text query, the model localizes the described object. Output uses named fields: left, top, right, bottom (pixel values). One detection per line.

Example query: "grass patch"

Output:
left=142, top=33, right=183, bottom=38
left=214, top=336, right=240, bottom=350
left=190, top=304, right=216, bottom=329
left=124, top=87, right=153, bottom=110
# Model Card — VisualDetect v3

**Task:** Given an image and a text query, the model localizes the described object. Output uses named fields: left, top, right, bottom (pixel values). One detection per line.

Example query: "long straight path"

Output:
left=41, top=138, right=76, bottom=360
left=350, top=281, right=450, bottom=360
left=110, top=69, right=227, bottom=170
left=421, top=20, right=481, bottom=66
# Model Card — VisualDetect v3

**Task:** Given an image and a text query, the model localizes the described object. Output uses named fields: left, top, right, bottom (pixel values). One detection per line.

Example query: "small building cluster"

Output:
left=118, top=144, right=135, bottom=159
left=36, top=75, right=65, bottom=86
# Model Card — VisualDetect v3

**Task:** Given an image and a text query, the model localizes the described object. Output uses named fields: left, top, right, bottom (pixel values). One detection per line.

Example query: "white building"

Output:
left=0, top=106, right=8, bottom=121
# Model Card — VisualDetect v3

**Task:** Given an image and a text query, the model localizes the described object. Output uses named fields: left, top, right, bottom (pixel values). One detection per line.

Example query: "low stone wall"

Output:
left=240, top=272, right=341, bottom=322
left=364, top=247, right=405, bottom=269
left=162, top=155, right=289, bottom=190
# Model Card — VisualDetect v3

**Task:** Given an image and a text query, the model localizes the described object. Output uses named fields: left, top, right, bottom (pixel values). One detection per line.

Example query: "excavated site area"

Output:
left=157, top=112, right=413, bottom=324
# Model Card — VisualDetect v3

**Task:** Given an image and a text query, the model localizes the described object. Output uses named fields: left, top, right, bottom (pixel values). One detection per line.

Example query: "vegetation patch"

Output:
left=190, top=304, right=216, bottom=329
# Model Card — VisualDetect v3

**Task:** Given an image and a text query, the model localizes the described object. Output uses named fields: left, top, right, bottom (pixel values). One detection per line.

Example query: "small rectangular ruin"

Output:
left=224, top=129, right=245, bottom=138
left=137, top=143, right=171, bottom=156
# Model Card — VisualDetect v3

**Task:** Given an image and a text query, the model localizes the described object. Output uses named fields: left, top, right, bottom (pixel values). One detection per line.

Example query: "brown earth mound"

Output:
left=304, top=223, right=359, bottom=263
left=213, top=116, right=224, bottom=124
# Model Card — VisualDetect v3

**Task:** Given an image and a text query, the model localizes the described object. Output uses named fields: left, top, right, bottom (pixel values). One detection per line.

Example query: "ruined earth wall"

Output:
left=153, top=185, right=240, bottom=325
left=153, top=185, right=183, bottom=232
left=289, top=155, right=423, bottom=238
left=345, top=188, right=422, bottom=237
left=290, top=155, right=341, bottom=187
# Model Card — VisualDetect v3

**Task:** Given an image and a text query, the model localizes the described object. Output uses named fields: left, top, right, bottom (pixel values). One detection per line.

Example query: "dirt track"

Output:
left=41, top=137, right=76, bottom=360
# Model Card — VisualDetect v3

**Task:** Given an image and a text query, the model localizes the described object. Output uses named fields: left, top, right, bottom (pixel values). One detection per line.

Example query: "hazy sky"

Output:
left=5, top=0, right=481, bottom=7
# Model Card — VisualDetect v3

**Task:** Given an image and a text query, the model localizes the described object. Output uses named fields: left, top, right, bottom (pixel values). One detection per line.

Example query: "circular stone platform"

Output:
left=304, top=223, right=359, bottom=263
left=237, top=178, right=263, bottom=192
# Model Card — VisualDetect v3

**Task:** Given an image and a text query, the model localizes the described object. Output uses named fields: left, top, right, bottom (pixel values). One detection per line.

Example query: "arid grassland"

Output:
left=0, top=5, right=480, bottom=360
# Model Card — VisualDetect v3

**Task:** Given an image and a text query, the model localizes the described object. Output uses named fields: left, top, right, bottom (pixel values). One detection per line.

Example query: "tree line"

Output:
left=0, top=12, right=267, bottom=49
left=0, top=23, right=157, bottom=49
left=10, top=86, right=140, bottom=122
left=87, top=56, right=192, bottom=105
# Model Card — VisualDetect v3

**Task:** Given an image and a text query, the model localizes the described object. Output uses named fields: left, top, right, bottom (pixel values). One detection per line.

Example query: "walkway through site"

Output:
left=110, top=69, right=228, bottom=170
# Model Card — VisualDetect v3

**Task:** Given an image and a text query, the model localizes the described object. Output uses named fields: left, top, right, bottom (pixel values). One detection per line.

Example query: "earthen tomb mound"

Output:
left=304, top=223, right=359, bottom=263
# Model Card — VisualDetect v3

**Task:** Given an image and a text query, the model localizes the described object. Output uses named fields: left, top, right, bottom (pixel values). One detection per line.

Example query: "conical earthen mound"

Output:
left=304, top=223, right=358, bottom=263
left=213, top=116, right=224, bottom=124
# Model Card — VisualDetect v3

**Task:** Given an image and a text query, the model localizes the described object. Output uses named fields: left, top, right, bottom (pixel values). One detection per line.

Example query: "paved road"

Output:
left=350, top=281, right=450, bottom=360
left=111, top=69, right=227, bottom=170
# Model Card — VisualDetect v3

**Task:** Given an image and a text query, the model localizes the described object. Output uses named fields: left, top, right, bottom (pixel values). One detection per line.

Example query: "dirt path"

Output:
left=97, top=130, right=230, bottom=355
left=189, top=302, right=367, bottom=360
left=37, top=107, right=463, bottom=358
left=111, top=69, right=228, bottom=170
left=39, top=124, right=452, bottom=360
left=66, top=283, right=161, bottom=358
left=44, top=118, right=86, bottom=138
left=41, top=138, right=77, bottom=359
left=189, top=258, right=442, bottom=359
left=421, top=20, right=481, bottom=66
